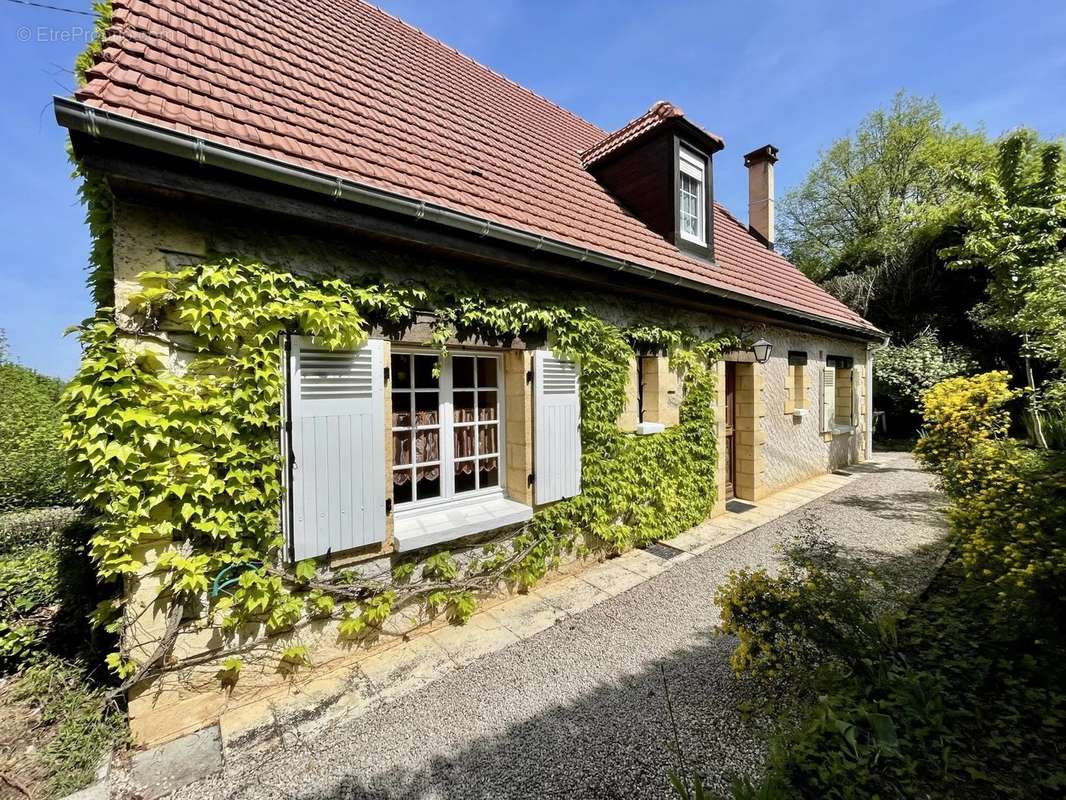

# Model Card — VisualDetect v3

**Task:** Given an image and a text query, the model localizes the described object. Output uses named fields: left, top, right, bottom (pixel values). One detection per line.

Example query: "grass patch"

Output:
left=0, top=507, right=122, bottom=798
left=5, top=657, right=127, bottom=798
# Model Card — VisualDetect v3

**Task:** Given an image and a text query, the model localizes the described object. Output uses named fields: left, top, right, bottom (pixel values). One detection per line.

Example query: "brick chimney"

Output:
left=743, top=145, right=779, bottom=249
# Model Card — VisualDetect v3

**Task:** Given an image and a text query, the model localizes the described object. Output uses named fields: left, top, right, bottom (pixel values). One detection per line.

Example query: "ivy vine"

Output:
left=63, top=258, right=737, bottom=682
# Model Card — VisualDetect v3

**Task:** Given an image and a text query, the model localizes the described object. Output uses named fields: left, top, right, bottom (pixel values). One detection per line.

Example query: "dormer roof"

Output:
left=581, top=101, right=725, bottom=169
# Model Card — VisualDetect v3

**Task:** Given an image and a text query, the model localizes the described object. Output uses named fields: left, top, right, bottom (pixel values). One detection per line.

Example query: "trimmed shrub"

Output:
left=0, top=361, right=71, bottom=510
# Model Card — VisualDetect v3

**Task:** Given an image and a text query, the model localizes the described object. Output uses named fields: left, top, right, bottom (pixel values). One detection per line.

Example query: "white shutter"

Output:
left=533, top=350, right=581, bottom=504
left=288, top=336, right=385, bottom=560
left=821, top=366, right=836, bottom=432
left=851, top=366, right=862, bottom=427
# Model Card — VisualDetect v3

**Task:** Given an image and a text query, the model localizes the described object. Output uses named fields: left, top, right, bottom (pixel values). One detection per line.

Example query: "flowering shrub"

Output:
left=912, top=370, right=1016, bottom=491
left=873, top=329, right=975, bottom=408
left=915, top=371, right=1066, bottom=629
left=715, top=525, right=889, bottom=685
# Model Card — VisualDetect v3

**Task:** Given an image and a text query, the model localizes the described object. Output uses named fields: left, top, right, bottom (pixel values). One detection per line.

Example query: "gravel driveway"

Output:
left=183, top=452, right=947, bottom=800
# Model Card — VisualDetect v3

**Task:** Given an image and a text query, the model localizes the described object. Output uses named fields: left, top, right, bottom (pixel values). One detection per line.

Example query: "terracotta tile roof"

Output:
left=74, top=0, right=878, bottom=334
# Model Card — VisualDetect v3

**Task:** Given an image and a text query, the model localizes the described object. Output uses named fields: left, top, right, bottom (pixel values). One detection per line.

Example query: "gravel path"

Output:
left=183, top=452, right=947, bottom=800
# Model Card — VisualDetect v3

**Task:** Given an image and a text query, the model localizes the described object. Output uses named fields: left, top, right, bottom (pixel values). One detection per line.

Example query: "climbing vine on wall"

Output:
left=63, top=258, right=737, bottom=680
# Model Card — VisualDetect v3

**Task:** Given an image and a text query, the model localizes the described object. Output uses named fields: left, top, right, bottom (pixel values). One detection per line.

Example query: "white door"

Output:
left=288, top=336, right=385, bottom=560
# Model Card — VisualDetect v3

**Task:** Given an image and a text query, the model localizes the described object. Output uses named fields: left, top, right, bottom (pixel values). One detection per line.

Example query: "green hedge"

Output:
left=0, top=507, right=101, bottom=670
left=0, top=362, right=71, bottom=510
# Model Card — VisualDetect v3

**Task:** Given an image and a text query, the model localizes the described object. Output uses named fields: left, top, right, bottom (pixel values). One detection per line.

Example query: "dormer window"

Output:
left=581, top=101, right=723, bottom=262
left=678, top=147, right=706, bottom=245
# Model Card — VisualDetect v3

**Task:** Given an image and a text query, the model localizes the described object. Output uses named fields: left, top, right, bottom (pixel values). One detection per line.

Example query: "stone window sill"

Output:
left=830, top=423, right=857, bottom=435
left=393, top=494, right=533, bottom=553
left=790, top=408, right=809, bottom=419
left=634, top=421, right=666, bottom=436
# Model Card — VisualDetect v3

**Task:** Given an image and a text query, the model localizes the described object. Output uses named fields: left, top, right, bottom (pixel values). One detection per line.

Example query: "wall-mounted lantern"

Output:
left=751, top=338, right=773, bottom=364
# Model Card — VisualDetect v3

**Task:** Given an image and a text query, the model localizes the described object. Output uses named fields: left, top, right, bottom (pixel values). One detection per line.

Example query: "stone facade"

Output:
left=107, top=192, right=873, bottom=745
left=760, top=330, right=868, bottom=490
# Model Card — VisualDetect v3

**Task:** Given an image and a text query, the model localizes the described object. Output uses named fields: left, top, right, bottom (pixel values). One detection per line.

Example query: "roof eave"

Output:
left=54, top=96, right=884, bottom=342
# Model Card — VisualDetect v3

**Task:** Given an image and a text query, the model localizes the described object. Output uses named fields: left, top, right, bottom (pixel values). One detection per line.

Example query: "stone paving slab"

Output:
left=126, top=725, right=222, bottom=799
left=486, top=592, right=563, bottom=639
left=358, top=635, right=456, bottom=701
left=579, top=559, right=649, bottom=596
left=430, top=610, right=521, bottom=666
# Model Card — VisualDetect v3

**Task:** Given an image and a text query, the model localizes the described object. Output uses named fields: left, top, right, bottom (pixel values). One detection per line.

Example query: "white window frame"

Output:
left=678, top=146, right=706, bottom=245
left=391, top=349, right=506, bottom=514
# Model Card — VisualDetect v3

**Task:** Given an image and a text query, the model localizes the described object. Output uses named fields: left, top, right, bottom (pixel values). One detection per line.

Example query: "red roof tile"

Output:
left=74, top=0, right=878, bottom=334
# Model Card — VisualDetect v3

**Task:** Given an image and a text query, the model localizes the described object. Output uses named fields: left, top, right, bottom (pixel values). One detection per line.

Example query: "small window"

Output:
left=637, top=355, right=652, bottom=424
left=678, top=147, right=706, bottom=245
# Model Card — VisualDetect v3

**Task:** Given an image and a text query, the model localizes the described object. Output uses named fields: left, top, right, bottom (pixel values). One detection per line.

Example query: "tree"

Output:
left=941, top=130, right=1066, bottom=448
left=779, top=94, right=993, bottom=341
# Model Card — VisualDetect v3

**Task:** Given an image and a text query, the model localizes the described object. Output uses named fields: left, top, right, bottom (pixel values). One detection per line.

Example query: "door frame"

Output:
left=724, top=361, right=737, bottom=500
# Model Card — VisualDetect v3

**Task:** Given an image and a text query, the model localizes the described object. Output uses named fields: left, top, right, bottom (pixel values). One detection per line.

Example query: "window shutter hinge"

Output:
left=383, top=366, right=390, bottom=384
left=527, top=473, right=535, bottom=486
left=526, top=368, right=534, bottom=385
left=385, top=498, right=393, bottom=514
left=284, top=419, right=292, bottom=434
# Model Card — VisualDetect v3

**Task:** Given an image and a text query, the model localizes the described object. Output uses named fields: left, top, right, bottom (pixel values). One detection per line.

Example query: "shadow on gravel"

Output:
left=828, top=489, right=947, bottom=527
left=297, top=632, right=769, bottom=800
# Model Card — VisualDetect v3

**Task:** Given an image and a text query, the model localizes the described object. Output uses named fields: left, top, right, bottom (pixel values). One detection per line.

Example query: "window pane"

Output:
left=393, top=469, right=412, bottom=504
left=452, top=356, right=475, bottom=388
left=391, top=354, right=411, bottom=388
left=414, top=392, right=439, bottom=426
left=480, top=457, right=499, bottom=488
left=454, top=391, right=475, bottom=423
left=680, top=173, right=702, bottom=239
left=392, top=393, right=411, bottom=428
left=478, top=423, right=498, bottom=455
left=454, top=460, right=476, bottom=494
left=477, top=391, right=497, bottom=421
left=393, top=431, right=412, bottom=466
left=414, top=355, right=439, bottom=388
left=416, top=466, right=440, bottom=499
left=476, top=357, right=498, bottom=387
left=454, top=426, right=476, bottom=459
left=415, top=428, right=439, bottom=464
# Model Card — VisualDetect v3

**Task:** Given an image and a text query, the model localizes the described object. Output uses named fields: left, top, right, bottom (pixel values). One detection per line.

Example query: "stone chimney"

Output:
left=743, top=145, right=779, bottom=249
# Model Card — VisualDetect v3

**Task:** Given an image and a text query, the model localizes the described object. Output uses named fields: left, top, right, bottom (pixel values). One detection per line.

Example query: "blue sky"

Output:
left=1, top=0, right=1064, bottom=379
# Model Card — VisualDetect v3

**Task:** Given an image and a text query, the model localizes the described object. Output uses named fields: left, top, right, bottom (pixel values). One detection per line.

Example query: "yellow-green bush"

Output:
left=913, top=370, right=1015, bottom=491
left=915, top=371, right=1066, bottom=629
left=715, top=530, right=888, bottom=684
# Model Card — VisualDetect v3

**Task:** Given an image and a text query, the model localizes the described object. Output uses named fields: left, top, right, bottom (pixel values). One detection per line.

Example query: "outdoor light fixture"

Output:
left=751, top=339, right=773, bottom=364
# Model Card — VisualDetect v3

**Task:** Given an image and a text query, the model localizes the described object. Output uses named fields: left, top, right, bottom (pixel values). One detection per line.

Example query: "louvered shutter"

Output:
left=288, top=336, right=385, bottom=560
left=533, top=350, right=581, bottom=504
left=851, top=366, right=862, bottom=427
left=821, top=366, right=836, bottom=432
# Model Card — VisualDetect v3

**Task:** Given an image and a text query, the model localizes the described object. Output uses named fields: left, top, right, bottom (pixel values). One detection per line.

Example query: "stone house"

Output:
left=56, top=0, right=884, bottom=744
